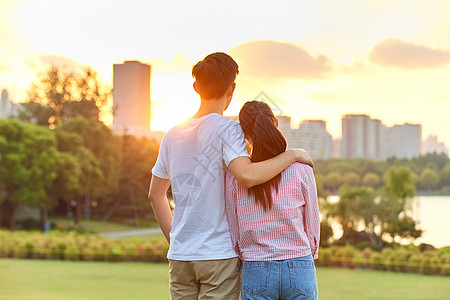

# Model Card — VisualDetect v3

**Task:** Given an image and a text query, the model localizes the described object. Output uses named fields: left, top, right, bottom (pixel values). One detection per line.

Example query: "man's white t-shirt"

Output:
left=152, top=113, right=250, bottom=261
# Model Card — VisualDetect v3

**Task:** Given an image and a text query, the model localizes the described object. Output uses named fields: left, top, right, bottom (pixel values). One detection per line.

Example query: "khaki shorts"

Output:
left=169, top=257, right=241, bottom=300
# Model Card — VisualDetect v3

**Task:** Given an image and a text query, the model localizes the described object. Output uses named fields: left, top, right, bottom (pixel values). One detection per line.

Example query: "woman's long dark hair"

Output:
left=239, top=101, right=287, bottom=211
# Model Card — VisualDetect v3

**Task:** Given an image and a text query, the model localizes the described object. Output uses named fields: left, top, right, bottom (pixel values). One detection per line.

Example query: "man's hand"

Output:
left=291, top=148, right=314, bottom=168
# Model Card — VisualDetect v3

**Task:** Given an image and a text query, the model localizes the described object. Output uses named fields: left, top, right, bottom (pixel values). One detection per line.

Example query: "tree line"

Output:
left=0, top=66, right=159, bottom=230
left=314, top=154, right=450, bottom=194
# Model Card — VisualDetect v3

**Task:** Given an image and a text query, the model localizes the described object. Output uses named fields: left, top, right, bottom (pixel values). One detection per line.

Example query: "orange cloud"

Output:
left=24, top=54, right=88, bottom=74
left=370, top=38, right=450, bottom=69
left=229, top=40, right=334, bottom=80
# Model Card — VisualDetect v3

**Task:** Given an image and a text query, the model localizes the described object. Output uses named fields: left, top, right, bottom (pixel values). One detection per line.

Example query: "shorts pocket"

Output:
left=288, top=259, right=317, bottom=296
left=241, top=261, right=270, bottom=295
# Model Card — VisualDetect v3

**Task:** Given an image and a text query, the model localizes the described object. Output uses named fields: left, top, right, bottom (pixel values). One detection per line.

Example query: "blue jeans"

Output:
left=240, top=254, right=318, bottom=300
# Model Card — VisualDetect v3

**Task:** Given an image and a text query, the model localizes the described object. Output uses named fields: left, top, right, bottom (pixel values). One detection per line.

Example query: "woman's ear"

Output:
left=274, top=117, right=279, bottom=128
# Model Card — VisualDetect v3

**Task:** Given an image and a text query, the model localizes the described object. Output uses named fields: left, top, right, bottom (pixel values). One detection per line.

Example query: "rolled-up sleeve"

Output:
left=222, top=123, right=250, bottom=167
left=301, top=166, right=320, bottom=259
left=152, top=134, right=169, bottom=179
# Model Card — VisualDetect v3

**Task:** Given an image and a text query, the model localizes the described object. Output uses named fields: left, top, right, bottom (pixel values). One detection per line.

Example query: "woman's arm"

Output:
left=301, top=166, right=321, bottom=259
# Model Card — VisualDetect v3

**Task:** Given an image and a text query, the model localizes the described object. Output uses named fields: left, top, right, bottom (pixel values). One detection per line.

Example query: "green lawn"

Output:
left=0, top=259, right=449, bottom=300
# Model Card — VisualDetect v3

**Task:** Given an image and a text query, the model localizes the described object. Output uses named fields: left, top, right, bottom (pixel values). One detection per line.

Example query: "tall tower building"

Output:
left=1, top=89, right=10, bottom=119
left=112, top=61, right=151, bottom=137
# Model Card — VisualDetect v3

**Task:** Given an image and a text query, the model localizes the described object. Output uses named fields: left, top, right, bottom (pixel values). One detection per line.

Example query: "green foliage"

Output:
left=369, top=252, right=383, bottom=270
left=0, top=119, right=59, bottom=229
left=407, top=253, right=423, bottom=273
left=327, top=185, right=376, bottom=236
left=362, top=172, right=381, bottom=188
left=342, top=172, right=360, bottom=187
left=324, top=171, right=343, bottom=192
left=317, top=248, right=332, bottom=267
left=314, top=153, right=450, bottom=192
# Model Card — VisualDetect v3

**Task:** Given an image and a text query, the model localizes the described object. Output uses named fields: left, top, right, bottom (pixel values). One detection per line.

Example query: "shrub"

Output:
left=317, top=248, right=332, bottom=267
left=105, top=245, right=122, bottom=262
left=336, top=246, right=357, bottom=269
left=353, top=252, right=366, bottom=269
left=123, top=244, right=138, bottom=262
left=441, top=255, right=450, bottom=276
left=49, top=242, right=66, bottom=260
left=64, top=244, right=81, bottom=261
left=420, top=257, right=434, bottom=275
left=369, top=253, right=383, bottom=270
left=139, top=243, right=155, bottom=262
left=407, top=253, right=422, bottom=273
left=389, top=249, right=410, bottom=272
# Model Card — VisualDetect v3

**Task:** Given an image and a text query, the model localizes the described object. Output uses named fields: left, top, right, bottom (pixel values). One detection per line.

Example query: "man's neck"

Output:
left=192, top=97, right=228, bottom=119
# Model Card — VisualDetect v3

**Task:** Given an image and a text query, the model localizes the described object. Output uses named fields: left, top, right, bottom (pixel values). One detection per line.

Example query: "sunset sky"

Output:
left=1, top=0, right=450, bottom=148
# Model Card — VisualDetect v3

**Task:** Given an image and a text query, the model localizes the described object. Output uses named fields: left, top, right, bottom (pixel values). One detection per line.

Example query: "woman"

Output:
left=225, top=101, right=320, bottom=300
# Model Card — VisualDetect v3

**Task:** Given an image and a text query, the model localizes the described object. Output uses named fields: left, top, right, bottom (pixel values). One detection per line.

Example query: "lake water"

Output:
left=326, top=195, right=450, bottom=248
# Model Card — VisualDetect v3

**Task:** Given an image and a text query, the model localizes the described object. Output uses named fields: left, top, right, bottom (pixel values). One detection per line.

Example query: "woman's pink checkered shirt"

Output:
left=225, top=162, right=320, bottom=261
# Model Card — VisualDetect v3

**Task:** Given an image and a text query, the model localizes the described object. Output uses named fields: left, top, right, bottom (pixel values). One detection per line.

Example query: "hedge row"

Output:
left=317, top=245, right=450, bottom=276
left=0, top=230, right=168, bottom=263
left=2, top=230, right=449, bottom=276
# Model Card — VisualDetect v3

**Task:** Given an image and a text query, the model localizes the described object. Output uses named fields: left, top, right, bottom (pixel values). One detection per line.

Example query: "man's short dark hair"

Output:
left=192, top=52, right=239, bottom=100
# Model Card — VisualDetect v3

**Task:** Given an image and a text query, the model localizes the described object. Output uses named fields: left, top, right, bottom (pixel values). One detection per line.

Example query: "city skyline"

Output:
left=1, top=1, right=450, bottom=148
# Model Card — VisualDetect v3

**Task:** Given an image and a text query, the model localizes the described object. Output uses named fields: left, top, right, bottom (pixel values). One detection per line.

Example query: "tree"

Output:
left=362, top=172, right=381, bottom=188
left=314, top=174, right=328, bottom=202
left=109, top=134, right=159, bottom=223
left=342, top=172, right=360, bottom=187
left=0, top=119, right=58, bottom=230
left=57, top=116, right=120, bottom=223
left=378, top=167, right=421, bottom=245
left=324, top=171, right=343, bottom=192
left=24, top=66, right=111, bottom=126
left=419, top=168, right=440, bottom=191
left=51, top=128, right=103, bottom=225
left=327, top=185, right=377, bottom=236
left=439, top=161, right=450, bottom=188
left=16, top=102, right=55, bottom=126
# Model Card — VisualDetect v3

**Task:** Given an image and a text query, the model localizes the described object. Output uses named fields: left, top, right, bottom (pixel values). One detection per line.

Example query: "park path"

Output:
left=99, top=228, right=162, bottom=239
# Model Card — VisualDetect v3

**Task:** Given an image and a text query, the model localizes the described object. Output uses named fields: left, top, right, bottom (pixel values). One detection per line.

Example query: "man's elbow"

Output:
left=148, top=192, right=156, bottom=204
left=235, top=173, right=255, bottom=188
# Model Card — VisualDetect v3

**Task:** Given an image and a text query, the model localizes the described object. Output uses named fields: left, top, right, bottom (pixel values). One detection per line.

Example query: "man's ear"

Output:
left=193, top=81, right=200, bottom=94
left=227, top=82, right=236, bottom=96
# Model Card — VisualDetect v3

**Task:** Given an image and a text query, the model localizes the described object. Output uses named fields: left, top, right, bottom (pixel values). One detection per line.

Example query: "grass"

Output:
left=0, top=259, right=170, bottom=300
left=1, top=259, right=449, bottom=300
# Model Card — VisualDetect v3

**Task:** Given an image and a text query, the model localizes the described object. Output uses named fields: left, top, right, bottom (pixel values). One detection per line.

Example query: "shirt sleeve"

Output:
left=152, top=133, right=170, bottom=179
left=300, top=165, right=320, bottom=259
left=221, top=122, right=250, bottom=167
left=224, top=167, right=242, bottom=259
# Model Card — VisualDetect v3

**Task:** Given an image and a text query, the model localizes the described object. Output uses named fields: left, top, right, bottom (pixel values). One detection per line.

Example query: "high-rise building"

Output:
left=422, top=135, right=449, bottom=156
left=382, top=123, right=421, bottom=159
left=340, top=114, right=383, bottom=159
left=1, top=89, right=11, bottom=119
left=296, top=120, right=333, bottom=159
left=112, top=61, right=151, bottom=137
left=276, top=117, right=333, bottom=160
left=0, top=89, right=19, bottom=119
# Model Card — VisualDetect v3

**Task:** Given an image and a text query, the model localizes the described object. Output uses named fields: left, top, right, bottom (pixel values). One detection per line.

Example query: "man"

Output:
left=148, top=52, right=313, bottom=299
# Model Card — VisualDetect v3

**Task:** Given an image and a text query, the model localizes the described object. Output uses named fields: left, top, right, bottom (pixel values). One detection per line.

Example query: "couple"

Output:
left=149, top=52, right=320, bottom=300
